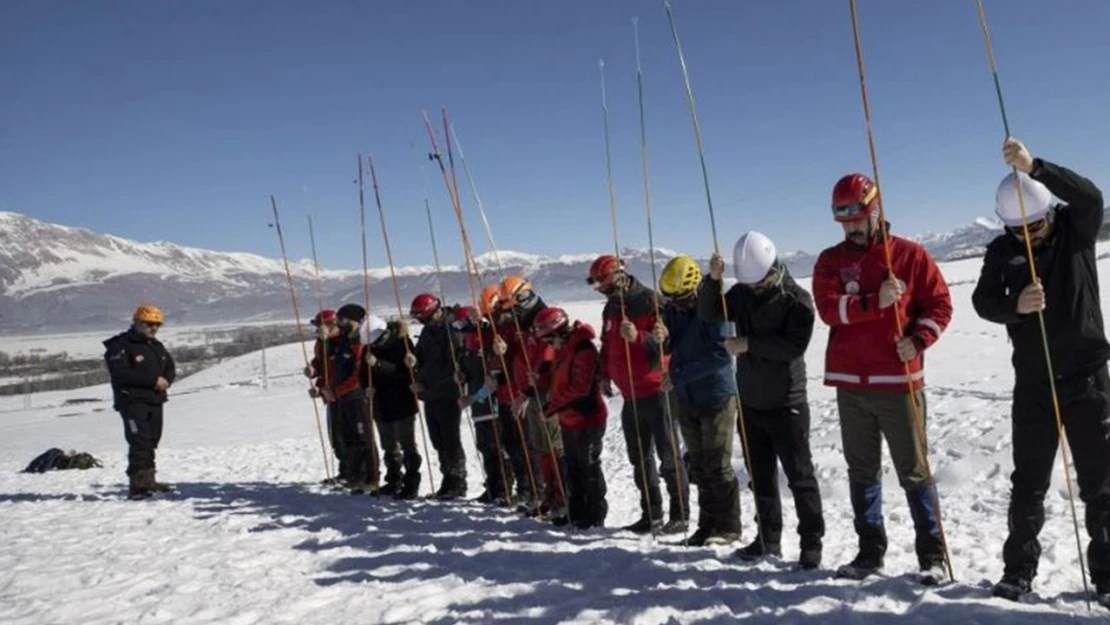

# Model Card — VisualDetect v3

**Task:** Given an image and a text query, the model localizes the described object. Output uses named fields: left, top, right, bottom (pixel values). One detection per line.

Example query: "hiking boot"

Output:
left=835, top=553, right=884, bottom=580
left=684, top=527, right=712, bottom=546
left=378, top=482, right=400, bottom=497
left=622, top=516, right=663, bottom=535
left=1096, top=579, right=1110, bottom=610
left=127, top=470, right=154, bottom=501
left=150, top=470, right=174, bottom=493
left=918, top=561, right=949, bottom=587
left=798, top=544, right=823, bottom=571
left=991, top=575, right=1032, bottom=601
left=735, top=537, right=782, bottom=561
left=660, top=519, right=688, bottom=535
left=433, top=480, right=466, bottom=501
left=550, top=507, right=570, bottom=527
left=475, top=490, right=496, bottom=504
left=395, top=481, right=420, bottom=501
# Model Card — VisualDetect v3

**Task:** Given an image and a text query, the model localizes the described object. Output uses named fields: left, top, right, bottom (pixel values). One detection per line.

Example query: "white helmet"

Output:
left=995, top=172, right=1054, bottom=227
left=733, top=231, right=777, bottom=285
left=360, top=314, right=388, bottom=345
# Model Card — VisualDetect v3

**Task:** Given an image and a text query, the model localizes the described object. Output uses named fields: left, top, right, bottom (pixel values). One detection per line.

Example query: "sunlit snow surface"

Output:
left=4, top=247, right=1110, bottom=624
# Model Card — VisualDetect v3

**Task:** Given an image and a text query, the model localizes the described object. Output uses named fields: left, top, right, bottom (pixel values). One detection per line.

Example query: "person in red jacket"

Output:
left=812, top=173, right=953, bottom=582
left=592, top=254, right=689, bottom=535
left=481, top=284, right=535, bottom=507
left=305, top=309, right=346, bottom=483
left=328, top=304, right=380, bottom=494
left=494, top=275, right=564, bottom=520
left=535, top=307, right=608, bottom=530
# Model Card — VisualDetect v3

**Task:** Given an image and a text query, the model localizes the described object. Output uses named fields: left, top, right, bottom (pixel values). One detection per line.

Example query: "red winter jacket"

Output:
left=545, top=322, right=607, bottom=430
left=812, top=232, right=952, bottom=392
left=310, top=339, right=336, bottom=404
left=600, top=277, right=667, bottom=399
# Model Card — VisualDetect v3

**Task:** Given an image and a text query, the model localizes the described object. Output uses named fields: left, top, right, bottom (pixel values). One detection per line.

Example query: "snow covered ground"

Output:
left=2, top=249, right=1109, bottom=624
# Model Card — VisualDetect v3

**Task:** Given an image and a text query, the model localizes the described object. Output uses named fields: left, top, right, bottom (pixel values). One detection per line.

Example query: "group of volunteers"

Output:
left=105, top=139, right=1110, bottom=603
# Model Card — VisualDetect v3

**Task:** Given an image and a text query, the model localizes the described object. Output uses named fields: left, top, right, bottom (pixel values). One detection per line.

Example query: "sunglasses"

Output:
left=665, top=291, right=697, bottom=306
left=832, top=203, right=869, bottom=219
left=142, top=322, right=162, bottom=329
left=1005, top=218, right=1049, bottom=238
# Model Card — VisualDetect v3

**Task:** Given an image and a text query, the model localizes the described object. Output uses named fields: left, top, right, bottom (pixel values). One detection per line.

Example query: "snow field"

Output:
left=3, top=249, right=1110, bottom=623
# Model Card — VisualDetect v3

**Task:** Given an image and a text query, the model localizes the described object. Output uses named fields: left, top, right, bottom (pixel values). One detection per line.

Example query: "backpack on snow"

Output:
left=23, top=448, right=104, bottom=473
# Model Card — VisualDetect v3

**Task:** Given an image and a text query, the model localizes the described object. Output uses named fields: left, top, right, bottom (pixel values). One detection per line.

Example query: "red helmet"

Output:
left=532, top=307, right=569, bottom=339
left=409, top=293, right=441, bottom=321
left=451, top=305, right=477, bottom=331
left=310, top=309, right=337, bottom=326
left=587, top=255, right=624, bottom=287
left=831, top=173, right=879, bottom=222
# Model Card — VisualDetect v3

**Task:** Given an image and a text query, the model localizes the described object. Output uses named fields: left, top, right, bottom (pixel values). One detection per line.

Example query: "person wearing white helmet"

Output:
left=973, top=138, right=1110, bottom=605
left=700, top=232, right=825, bottom=570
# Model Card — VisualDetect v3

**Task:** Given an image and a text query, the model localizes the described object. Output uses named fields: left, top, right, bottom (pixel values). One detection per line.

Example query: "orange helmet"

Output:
left=133, top=304, right=165, bottom=325
left=479, top=284, right=502, bottom=318
left=498, top=276, right=533, bottom=309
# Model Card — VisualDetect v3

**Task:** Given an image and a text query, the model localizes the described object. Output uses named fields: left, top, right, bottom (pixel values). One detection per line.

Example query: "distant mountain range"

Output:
left=1, top=209, right=1106, bottom=332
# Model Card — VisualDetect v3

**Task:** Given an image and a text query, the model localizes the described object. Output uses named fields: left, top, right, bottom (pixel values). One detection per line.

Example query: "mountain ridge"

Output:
left=1, top=209, right=1105, bottom=332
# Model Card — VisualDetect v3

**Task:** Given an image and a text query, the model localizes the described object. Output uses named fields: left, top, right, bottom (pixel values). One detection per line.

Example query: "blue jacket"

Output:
left=647, top=300, right=737, bottom=409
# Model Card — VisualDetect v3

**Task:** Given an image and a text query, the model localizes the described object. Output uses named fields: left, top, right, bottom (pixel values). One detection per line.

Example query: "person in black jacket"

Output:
left=103, top=304, right=177, bottom=500
left=456, top=306, right=513, bottom=506
left=973, top=138, right=1110, bottom=603
left=367, top=319, right=422, bottom=500
left=406, top=293, right=467, bottom=500
left=700, top=232, right=825, bottom=571
left=329, top=304, right=379, bottom=495
left=648, top=255, right=742, bottom=547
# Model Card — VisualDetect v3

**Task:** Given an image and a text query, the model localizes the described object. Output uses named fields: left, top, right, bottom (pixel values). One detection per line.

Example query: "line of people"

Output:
left=108, top=139, right=1109, bottom=603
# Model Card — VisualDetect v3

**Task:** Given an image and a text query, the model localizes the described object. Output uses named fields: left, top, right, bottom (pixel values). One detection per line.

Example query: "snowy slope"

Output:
left=3, top=247, right=1110, bottom=624
left=5, top=209, right=1086, bottom=334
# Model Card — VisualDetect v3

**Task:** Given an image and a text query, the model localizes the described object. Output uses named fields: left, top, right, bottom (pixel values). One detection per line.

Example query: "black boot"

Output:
left=991, top=575, right=1032, bottom=601
left=735, top=536, right=782, bottom=561
left=622, top=515, right=663, bottom=535
left=395, top=472, right=421, bottom=500
left=798, top=536, right=823, bottom=571
left=836, top=481, right=886, bottom=580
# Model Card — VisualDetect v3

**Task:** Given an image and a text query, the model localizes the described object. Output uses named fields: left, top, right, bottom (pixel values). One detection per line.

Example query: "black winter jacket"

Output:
left=103, top=328, right=176, bottom=409
left=698, top=268, right=814, bottom=410
left=368, top=333, right=418, bottom=422
left=973, top=159, right=1108, bottom=385
left=412, top=312, right=463, bottom=402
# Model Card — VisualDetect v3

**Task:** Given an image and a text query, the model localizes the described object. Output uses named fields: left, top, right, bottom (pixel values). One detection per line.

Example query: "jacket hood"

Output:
left=567, top=321, right=597, bottom=344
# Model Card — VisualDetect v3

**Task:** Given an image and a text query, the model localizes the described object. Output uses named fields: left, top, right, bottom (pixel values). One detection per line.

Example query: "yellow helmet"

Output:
left=659, top=255, right=703, bottom=298
left=133, top=304, right=165, bottom=325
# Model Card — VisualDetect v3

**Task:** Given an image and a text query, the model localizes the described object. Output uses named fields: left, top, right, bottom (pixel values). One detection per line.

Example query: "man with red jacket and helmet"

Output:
left=482, top=284, right=535, bottom=506
left=456, top=305, right=514, bottom=506
left=812, top=173, right=953, bottom=582
left=534, top=306, right=609, bottom=530
left=405, top=293, right=467, bottom=500
left=494, top=275, right=564, bottom=521
left=328, top=304, right=380, bottom=494
left=592, top=254, right=689, bottom=535
left=305, top=309, right=348, bottom=483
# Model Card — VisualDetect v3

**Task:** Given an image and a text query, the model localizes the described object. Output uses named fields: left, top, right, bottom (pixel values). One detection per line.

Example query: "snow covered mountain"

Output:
left=0, top=210, right=1104, bottom=333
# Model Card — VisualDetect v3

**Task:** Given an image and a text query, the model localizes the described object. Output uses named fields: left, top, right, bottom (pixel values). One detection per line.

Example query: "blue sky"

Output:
left=2, top=1, right=1108, bottom=270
